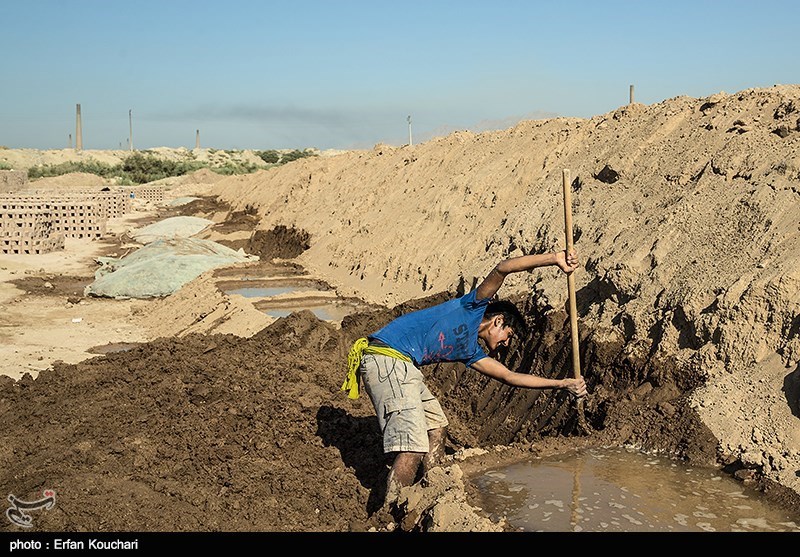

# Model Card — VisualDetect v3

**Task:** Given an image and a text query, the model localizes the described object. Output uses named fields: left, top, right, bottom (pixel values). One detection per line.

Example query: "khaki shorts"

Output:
left=360, top=353, right=448, bottom=454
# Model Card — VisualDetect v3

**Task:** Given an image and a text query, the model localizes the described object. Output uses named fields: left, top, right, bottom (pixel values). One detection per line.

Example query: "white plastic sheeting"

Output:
left=85, top=237, right=257, bottom=299
left=130, top=216, right=214, bottom=244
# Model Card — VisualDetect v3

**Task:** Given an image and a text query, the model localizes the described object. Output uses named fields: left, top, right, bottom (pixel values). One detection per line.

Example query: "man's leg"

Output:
left=360, top=355, right=437, bottom=507
left=421, top=426, right=446, bottom=476
left=385, top=451, right=425, bottom=506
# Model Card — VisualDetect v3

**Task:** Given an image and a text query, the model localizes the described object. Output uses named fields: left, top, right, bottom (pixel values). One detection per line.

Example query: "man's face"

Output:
left=486, top=316, right=514, bottom=356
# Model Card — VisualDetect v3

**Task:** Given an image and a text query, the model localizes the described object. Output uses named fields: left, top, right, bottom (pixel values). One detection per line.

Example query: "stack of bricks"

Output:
left=0, top=207, right=65, bottom=255
left=119, top=185, right=164, bottom=204
left=26, top=190, right=133, bottom=220
left=3, top=196, right=106, bottom=239
left=0, top=190, right=130, bottom=255
left=0, top=184, right=161, bottom=255
left=48, top=198, right=106, bottom=239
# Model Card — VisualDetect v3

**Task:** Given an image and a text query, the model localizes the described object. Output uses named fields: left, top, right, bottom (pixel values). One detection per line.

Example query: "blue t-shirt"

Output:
left=370, top=290, right=490, bottom=367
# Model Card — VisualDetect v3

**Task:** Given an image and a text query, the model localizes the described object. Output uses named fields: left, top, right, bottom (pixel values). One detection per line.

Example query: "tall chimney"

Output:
left=75, top=104, right=83, bottom=151
left=195, top=129, right=200, bottom=149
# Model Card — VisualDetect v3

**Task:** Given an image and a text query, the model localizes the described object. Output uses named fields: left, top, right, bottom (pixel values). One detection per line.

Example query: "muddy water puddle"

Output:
left=471, top=447, right=800, bottom=532
left=224, top=284, right=323, bottom=298
left=219, top=278, right=374, bottom=324
left=257, top=303, right=361, bottom=322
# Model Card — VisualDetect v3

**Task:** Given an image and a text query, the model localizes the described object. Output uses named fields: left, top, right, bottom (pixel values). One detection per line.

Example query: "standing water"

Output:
left=221, top=281, right=369, bottom=323
left=471, top=446, right=800, bottom=532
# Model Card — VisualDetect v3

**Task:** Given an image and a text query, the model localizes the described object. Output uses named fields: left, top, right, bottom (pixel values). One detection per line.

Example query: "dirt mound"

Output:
left=155, top=168, right=232, bottom=201
left=141, top=269, right=274, bottom=339
left=182, top=168, right=227, bottom=184
left=26, top=172, right=110, bottom=190
left=0, top=310, right=395, bottom=532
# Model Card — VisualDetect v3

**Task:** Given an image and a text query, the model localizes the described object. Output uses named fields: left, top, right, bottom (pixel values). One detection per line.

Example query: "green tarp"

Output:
left=85, top=236, right=257, bottom=299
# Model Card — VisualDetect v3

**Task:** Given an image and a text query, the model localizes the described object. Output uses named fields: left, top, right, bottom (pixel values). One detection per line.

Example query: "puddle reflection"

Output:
left=221, top=279, right=371, bottom=324
left=225, top=285, right=322, bottom=298
left=471, top=447, right=800, bottom=532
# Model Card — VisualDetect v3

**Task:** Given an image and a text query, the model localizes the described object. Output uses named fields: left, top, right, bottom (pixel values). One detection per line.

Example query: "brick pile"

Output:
left=0, top=207, right=65, bottom=255
left=0, top=185, right=162, bottom=255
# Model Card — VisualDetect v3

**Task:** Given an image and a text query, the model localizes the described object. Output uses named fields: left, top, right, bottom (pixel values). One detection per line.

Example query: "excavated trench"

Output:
left=249, top=220, right=800, bottom=516
left=429, top=298, right=800, bottom=531
left=416, top=290, right=712, bottom=458
left=363, top=291, right=800, bottom=529
left=214, top=211, right=781, bottom=482
left=153, top=198, right=799, bottom=528
left=206, top=200, right=713, bottom=457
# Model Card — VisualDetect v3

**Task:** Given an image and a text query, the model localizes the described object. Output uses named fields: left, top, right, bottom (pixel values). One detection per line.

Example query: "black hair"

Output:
left=484, top=300, right=528, bottom=340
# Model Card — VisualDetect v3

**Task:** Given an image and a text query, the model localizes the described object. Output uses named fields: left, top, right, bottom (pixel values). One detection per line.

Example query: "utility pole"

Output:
left=129, top=109, right=134, bottom=151
left=407, top=115, right=413, bottom=146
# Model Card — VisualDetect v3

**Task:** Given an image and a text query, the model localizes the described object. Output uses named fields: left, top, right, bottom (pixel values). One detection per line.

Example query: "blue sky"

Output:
left=1, top=0, right=798, bottom=151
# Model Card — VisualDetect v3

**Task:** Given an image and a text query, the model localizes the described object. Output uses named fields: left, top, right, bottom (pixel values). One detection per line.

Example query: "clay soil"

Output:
left=1, top=85, right=800, bottom=536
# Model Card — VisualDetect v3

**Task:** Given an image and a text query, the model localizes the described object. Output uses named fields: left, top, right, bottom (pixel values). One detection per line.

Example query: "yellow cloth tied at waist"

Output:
left=341, top=337, right=412, bottom=399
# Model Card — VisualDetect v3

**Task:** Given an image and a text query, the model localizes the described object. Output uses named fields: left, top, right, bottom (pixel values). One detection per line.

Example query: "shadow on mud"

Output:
left=315, top=406, right=388, bottom=514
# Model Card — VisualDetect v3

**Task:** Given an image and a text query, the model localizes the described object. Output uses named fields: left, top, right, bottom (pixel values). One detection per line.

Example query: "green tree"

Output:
left=256, top=150, right=280, bottom=164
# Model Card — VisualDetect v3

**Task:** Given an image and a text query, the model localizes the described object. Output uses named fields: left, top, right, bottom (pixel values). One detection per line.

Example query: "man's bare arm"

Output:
left=471, top=356, right=587, bottom=397
left=475, top=249, right=577, bottom=301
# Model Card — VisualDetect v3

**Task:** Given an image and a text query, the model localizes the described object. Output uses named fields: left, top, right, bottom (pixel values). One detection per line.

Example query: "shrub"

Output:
left=256, top=150, right=280, bottom=164
left=28, top=160, right=118, bottom=180
left=212, top=161, right=260, bottom=175
left=256, top=149, right=317, bottom=165
left=121, top=153, right=178, bottom=183
left=120, top=153, right=207, bottom=183
left=281, top=149, right=316, bottom=163
left=24, top=147, right=312, bottom=184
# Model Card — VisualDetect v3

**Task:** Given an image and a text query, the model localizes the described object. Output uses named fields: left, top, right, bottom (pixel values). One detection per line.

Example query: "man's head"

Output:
left=481, top=300, right=528, bottom=357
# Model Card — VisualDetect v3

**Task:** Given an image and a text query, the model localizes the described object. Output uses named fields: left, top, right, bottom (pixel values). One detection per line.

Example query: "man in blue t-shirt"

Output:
left=354, top=248, right=588, bottom=508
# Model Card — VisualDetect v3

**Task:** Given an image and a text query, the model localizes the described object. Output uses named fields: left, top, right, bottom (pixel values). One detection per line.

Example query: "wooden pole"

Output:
left=562, top=169, right=581, bottom=382
left=562, top=169, right=590, bottom=433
